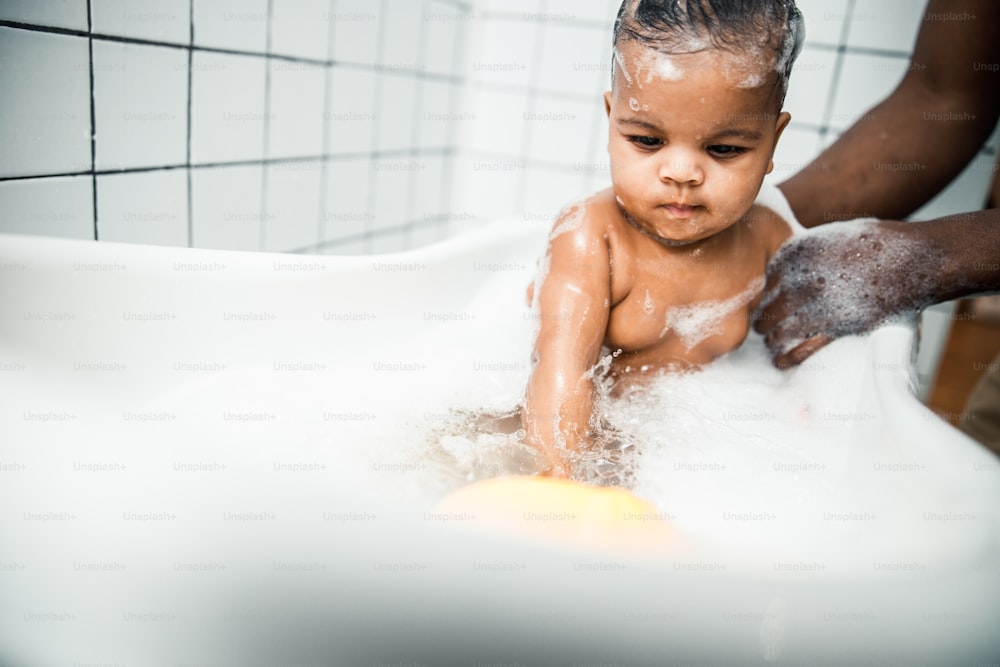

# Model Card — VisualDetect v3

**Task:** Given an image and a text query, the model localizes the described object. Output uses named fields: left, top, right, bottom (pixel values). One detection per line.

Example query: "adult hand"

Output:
left=753, top=218, right=944, bottom=368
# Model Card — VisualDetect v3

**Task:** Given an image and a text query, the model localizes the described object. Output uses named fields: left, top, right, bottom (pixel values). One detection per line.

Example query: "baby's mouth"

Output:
left=660, top=202, right=698, bottom=219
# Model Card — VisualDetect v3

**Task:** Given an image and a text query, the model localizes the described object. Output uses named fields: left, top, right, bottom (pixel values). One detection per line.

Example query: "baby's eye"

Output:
left=628, top=135, right=662, bottom=149
left=708, top=144, right=747, bottom=158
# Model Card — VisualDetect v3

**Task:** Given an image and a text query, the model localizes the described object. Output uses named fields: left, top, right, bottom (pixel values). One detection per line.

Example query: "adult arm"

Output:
left=755, top=209, right=1000, bottom=368
left=522, top=207, right=611, bottom=476
left=779, top=0, right=1000, bottom=227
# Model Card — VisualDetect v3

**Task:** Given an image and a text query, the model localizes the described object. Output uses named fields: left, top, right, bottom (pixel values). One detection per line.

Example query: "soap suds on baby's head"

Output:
left=721, top=47, right=771, bottom=89
left=662, top=276, right=765, bottom=350
left=636, top=47, right=685, bottom=83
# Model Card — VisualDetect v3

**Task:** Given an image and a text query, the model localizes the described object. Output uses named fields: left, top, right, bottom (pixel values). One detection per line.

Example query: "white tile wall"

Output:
left=796, top=0, right=848, bottom=46
left=783, top=46, right=837, bottom=127
left=377, top=74, right=420, bottom=152
left=91, top=0, right=190, bottom=44
left=523, top=167, right=590, bottom=221
left=466, top=88, right=529, bottom=155
left=381, top=0, right=424, bottom=74
left=92, top=41, right=188, bottom=170
left=845, top=0, right=925, bottom=53
left=329, top=0, right=381, bottom=65
left=423, top=3, right=467, bottom=77
left=473, top=18, right=538, bottom=88
left=416, top=80, right=458, bottom=149
left=477, top=0, right=548, bottom=14
left=0, top=0, right=89, bottom=31
left=264, top=161, right=323, bottom=252
left=0, top=176, right=93, bottom=239
left=0, top=28, right=90, bottom=178
left=0, top=0, right=469, bottom=255
left=96, top=170, right=187, bottom=246
left=267, top=60, right=326, bottom=159
left=525, top=97, right=601, bottom=166
left=326, top=67, right=378, bottom=154
left=270, top=0, right=331, bottom=61
left=192, top=0, right=269, bottom=53
left=370, top=160, right=412, bottom=232
left=546, top=0, right=620, bottom=23
left=323, top=157, right=373, bottom=243
left=536, top=23, right=608, bottom=96
left=190, top=165, right=264, bottom=251
left=770, top=126, right=823, bottom=184
left=452, top=154, right=523, bottom=222
left=911, top=151, right=998, bottom=222
left=412, top=155, right=446, bottom=223
left=190, top=51, right=267, bottom=164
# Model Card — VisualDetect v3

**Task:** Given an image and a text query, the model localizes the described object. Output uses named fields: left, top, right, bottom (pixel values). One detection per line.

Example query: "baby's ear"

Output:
left=604, top=91, right=613, bottom=117
left=771, top=111, right=791, bottom=149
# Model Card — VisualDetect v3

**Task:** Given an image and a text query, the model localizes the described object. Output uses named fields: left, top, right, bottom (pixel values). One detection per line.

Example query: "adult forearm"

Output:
left=781, top=86, right=996, bottom=227
left=779, top=0, right=1000, bottom=227
left=919, top=208, right=1000, bottom=303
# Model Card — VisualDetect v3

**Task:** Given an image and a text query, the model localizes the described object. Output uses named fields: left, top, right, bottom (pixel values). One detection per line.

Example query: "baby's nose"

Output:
left=658, top=152, right=703, bottom=185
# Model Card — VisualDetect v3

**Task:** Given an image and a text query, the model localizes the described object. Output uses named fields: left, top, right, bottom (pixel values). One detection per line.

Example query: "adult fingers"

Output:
left=773, top=334, right=834, bottom=370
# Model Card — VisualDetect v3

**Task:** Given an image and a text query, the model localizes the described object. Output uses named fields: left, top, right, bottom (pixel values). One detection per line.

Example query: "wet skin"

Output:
left=523, top=43, right=794, bottom=475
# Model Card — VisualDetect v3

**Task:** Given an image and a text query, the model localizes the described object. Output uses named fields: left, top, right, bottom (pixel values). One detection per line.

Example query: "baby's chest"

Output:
left=604, top=274, right=763, bottom=360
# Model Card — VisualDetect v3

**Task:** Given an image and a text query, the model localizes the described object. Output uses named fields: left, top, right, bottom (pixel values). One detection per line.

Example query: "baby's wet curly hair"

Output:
left=613, top=0, right=804, bottom=103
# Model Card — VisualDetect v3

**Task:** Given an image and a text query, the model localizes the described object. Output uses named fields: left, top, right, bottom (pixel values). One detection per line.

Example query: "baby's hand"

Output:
left=539, top=455, right=569, bottom=479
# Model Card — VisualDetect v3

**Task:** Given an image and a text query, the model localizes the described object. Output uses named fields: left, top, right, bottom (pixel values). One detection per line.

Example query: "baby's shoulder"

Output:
left=548, top=189, right=622, bottom=254
left=547, top=189, right=627, bottom=246
left=744, top=203, right=796, bottom=256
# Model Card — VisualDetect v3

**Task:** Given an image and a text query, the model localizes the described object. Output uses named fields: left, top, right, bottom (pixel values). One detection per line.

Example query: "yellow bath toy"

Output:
left=434, top=476, right=676, bottom=555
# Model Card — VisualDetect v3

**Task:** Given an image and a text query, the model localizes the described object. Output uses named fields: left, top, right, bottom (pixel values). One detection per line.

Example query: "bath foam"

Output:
left=722, top=50, right=769, bottom=89
left=593, top=328, right=964, bottom=572
left=632, top=46, right=685, bottom=85
left=612, top=46, right=634, bottom=86
left=548, top=200, right=587, bottom=242
left=761, top=217, right=946, bottom=356
left=661, top=276, right=765, bottom=350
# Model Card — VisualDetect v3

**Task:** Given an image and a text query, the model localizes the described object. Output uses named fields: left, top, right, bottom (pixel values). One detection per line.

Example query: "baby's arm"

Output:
left=523, top=206, right=611, bottom=476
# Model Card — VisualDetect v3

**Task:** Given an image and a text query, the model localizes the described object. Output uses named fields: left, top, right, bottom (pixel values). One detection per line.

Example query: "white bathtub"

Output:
left=1, top=220, right=999, bottom=665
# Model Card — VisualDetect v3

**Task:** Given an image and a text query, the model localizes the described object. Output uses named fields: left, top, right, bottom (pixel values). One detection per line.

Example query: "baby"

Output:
left=523, top=0, right=805, bottom=476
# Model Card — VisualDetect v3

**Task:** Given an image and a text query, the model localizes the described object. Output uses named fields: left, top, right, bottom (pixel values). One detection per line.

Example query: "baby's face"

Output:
left=605, top=41, right=790, bottom=246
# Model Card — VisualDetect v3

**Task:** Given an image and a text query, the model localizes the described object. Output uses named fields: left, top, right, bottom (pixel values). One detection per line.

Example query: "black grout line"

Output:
left=437, top=1, right=473, bottom=244
left=479, top=10, right=607, bottom=31
left=0, top=148, right=456, bottom=184
left=8, top=16, right=912, bottom=63
left=317, top=0, right=339, bottom=248
left=362, top=0, right=390, bottom=253
left=431, top=0, right=472, bottom=10
left=260, top=0, right=275, bottom=251
left=816, top=0, right=856, bottom=146
left=801, top=40, right=911, bottom=60
left=514, top=0, right=551, bottom=212
left=0, top=19, right=466, bottom=83
left=185, top=0, right=194, bottom=248
left=85, top=0, right=98, bottom=241
left=400, top=0, right=433, bottom=251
